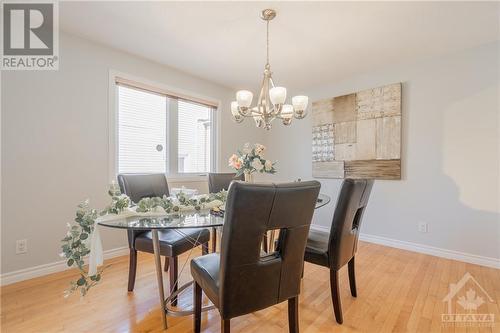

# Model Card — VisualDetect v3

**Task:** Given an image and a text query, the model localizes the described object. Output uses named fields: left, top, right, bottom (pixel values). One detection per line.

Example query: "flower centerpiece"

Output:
left=228, top=143, right=277, bottom=182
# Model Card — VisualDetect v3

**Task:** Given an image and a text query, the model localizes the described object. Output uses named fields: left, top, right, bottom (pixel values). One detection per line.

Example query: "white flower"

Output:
left=242, top=143, right=252, bottom=154
left=264, top=160, right=273, bottom=171
left=254, top=143, right=266, bottom=156
left=251, top=158, right=264, bottom=171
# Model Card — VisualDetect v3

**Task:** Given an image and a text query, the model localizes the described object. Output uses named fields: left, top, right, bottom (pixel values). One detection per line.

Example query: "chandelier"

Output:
left=231, top=9, right=309, bottom=130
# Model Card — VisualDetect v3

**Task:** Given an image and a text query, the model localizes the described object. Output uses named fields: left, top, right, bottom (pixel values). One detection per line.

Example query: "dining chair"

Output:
left=207, top=172, right=244, bottom=252
left=304, top=179, right=374, bottom=324
left=191, top=180, right=321, bottom=333
left=208, top=172, right=244, bottom=194
left=117, top=173, right=210, bottom=306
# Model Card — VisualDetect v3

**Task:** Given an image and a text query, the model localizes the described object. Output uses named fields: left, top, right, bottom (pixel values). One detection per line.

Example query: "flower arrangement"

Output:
left=228, top=143, right=276, bottom=181
left=61, top=184, right=228, bottom=297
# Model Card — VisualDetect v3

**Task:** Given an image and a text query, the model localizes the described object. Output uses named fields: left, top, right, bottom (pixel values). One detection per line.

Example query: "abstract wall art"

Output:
left=312, top=83, right=402, bottom=179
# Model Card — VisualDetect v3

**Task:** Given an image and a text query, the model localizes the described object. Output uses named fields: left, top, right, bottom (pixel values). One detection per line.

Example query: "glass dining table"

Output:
left=98, top=193, right=331, bottom=329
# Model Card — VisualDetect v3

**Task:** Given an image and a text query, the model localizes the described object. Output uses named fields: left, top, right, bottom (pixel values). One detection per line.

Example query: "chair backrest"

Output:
left=328, top=179, right=374, bottom=270
left=219, top=181, right=321, bottom=319
left=117, top=173, right=170, bottom=204
left=208, top=173, right=244, bottom=193
left=116, top=173, right=171, bottom=248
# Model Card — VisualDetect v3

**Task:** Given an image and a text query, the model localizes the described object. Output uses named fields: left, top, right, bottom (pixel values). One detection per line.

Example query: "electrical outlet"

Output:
left=16, top=239, right=28, bottom=254
left=418, top=222, right=429, bottom=233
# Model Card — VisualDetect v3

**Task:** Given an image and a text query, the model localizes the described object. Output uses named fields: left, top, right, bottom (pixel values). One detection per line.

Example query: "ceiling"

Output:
left=60, top=2, right=499, bottom=92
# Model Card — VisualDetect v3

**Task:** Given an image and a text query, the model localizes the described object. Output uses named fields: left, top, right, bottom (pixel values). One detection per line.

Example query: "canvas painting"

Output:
left=312, top=83, right=402, bottom=179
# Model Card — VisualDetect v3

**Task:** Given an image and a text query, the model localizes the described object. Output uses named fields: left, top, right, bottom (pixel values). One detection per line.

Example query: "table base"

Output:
left=164, top=280, right=216, bottom=317
left=151, top=228, right=217, bottom=329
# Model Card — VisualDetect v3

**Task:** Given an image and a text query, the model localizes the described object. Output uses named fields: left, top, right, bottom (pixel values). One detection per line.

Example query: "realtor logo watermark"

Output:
left=1, top=1, right=59, bottom=70
left=442, top=272, right=495, bottom=328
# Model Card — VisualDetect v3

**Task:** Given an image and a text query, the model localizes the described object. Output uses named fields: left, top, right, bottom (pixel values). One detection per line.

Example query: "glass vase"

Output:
left=244, top=171, right=254, bottom=183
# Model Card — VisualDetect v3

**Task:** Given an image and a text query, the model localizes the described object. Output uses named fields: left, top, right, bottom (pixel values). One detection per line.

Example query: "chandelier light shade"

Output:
left=231, top=9, right=309, bottom=130
left=236, top=90, right=253, bottom=108
left=269, top=87, right=286, bottom=105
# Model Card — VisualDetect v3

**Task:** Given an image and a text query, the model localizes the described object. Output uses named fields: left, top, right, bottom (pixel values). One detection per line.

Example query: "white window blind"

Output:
left=116, top=79, right=217, bottom=176
left=118, top=85, right=167, bottom=174
left=178, top=100, right=213, bottom=173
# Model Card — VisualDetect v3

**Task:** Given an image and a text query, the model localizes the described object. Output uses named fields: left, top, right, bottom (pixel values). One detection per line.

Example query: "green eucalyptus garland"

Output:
left=135, top=190, right=228, bottom=214
left=61, top=200, right=103, bottom=297
left=61, top=184, right=226, bottom=297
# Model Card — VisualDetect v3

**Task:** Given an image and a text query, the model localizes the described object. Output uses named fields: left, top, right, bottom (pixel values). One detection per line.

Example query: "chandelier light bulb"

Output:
left=269, top=87, right=287, bottom=105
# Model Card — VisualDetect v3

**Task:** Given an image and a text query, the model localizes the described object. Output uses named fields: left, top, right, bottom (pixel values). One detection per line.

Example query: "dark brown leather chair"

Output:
left=304, top=179, right=374, bottom=324
left=191, top=181, right=321, bottom=333
left=208, top=172, right=244, bottom=194
left=117, top=173, right=210, bottom=305
left=207, top=173, right=244, bottom=252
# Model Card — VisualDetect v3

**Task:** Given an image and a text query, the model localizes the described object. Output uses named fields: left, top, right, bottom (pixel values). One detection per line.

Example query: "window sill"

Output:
left=166, top=174, right=208, bottom=183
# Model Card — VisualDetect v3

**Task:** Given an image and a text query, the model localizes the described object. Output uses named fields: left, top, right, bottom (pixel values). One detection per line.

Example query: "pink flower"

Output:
left=228, top=154, right=242, bottom=170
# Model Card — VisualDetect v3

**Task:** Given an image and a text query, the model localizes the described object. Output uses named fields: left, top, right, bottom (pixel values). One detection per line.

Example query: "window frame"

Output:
left=108, top=70, right=220, bottom=182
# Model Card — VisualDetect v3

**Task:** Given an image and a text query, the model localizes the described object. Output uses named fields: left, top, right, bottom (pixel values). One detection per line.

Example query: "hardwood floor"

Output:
left=1, top=242, right=499, bottom=332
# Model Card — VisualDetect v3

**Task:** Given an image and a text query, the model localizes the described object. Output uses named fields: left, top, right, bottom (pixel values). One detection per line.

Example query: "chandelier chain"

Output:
left=266, top=20, right=270, bottom=66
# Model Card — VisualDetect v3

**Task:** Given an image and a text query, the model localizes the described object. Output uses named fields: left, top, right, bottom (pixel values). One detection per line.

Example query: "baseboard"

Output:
left=0, top=246, right=129, bottom=286
left=3, top=228, right=499, bottom=286
left=310, top=224, right=500, bottom=269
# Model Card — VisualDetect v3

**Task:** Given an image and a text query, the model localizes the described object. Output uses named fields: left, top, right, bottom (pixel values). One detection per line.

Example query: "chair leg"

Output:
left=194, top=281, right=202, bottom=333
left=288, top=296, right=299, bottom=333
left=202, top=242, right=209, bottom=255
left=212, top=227, right=217, bottom=252
left=127, top=249, right=137, bottom=292
left=330, top=269, right=343, bottom=324
left=169, top=256, right=178, bottom=306
left=348, top=257, right=357, bottom=297
left=164, top=256, right=169, bottom=272
left=221, top=319, right=230, bottom=333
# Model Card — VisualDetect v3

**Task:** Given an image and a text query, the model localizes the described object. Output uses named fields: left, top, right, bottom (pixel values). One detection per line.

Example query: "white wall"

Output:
left=265, top=42, right=499, bottom=261
left=1, top=32, right=263, bottom=274
left=2, top=35, right=498, bottom=277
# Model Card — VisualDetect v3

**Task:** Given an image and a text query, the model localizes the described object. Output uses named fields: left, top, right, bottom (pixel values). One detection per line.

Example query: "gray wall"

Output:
left=1, top=33, right=263, bottom=274
left=265, top=42, right=500, bottom=260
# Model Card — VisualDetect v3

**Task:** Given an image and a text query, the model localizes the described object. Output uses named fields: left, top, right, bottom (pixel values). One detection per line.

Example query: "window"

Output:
left=178, top=101, right=213, bottom=173
left=116, top=80, right=217, bottom=176
left=118, top=86, right=167, bottom=174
